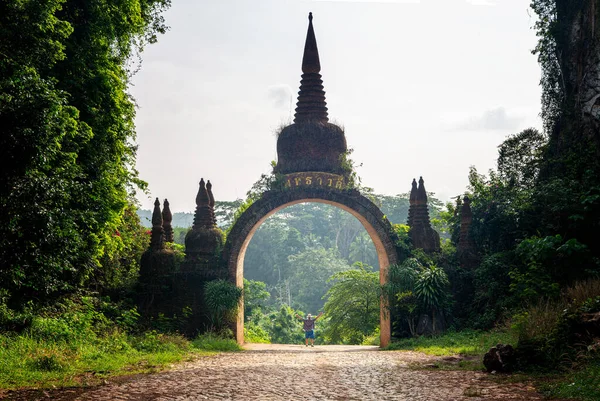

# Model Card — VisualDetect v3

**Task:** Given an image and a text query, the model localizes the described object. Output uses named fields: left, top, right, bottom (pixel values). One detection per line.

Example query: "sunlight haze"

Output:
left=131, top=0, right=541, bottom=212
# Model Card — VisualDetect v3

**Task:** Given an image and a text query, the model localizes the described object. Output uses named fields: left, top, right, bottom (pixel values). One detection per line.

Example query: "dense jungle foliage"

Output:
left=0, top=0, right=169, bottom=308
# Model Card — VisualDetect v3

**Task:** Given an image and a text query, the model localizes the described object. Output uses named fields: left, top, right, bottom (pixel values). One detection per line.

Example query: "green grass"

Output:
left=385, top=329, right=517, bottom=357
left=538, top=358, right=600, bottom=401
left=0, top=331, right=238, bottom=390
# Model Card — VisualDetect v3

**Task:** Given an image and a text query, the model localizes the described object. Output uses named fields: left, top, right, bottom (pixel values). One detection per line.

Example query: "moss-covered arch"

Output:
left=223, top=187, right=400, bottom=347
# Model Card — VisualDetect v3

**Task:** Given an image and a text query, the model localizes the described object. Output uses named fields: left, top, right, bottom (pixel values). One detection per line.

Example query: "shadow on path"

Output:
left=243, top=343, right=379, bottom=353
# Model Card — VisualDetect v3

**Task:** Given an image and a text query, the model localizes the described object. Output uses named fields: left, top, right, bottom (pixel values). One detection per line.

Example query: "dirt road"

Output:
left=2, top=344, right=543, bottom=400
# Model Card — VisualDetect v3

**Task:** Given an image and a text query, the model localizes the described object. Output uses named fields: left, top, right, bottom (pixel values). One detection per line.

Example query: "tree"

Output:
left=497, top=128, right=547, bottom=191
left=269, top=304, right=303, bottom=344
left=0, top=0, right=170, bottom=307
left=322, top=263, right=380, bottom=344
left=288, top=247, right=350, bottom=312
left=243, top=279, right=270, bottom=321
left=1, top=0, right=92, bottom=305
left=385, top=258, right=450, bottom=336
left=414, top=264, right=450, bottom=333
left=349, top=232, right=378, bottom=267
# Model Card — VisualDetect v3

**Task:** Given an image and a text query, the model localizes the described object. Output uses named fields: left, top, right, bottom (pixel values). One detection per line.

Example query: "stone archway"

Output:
left=223, top=187, right=400, bottom=347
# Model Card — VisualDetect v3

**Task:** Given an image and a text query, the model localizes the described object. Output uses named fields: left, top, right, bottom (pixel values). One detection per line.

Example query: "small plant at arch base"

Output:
left=203, top=279, right=243, bottom=335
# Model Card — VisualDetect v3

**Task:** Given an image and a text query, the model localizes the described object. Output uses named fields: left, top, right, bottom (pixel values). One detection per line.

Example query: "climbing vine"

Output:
left=531, top=0, right=563, bottom=133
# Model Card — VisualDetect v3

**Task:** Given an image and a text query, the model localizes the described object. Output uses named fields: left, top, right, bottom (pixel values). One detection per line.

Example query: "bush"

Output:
left=192, top=333, right=242, bottom=352
left=204, top=280, right=243, bottom=333
left=26, top=350, right=68, bottom=372
left=244, top=322, right=271, bottom=344
left=131, top=331, right=190, bottom=353
left=513, top=279, right=600, bottom=370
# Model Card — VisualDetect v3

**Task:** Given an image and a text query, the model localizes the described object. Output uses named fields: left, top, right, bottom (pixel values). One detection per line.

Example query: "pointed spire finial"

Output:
left=294, top=12, right=328, bottom=123
left=416, top=176, right=428, bottom=204
left=150, top=198, right=165, bottom=250
left=302, top=12, right=320, bottom=74
left=162, top=199, right=174, bottom=243
left=152, top=198, right=163, bottom=227
left=206, top=180, right=217, bottom=226
left=192, top=178, right=214, bottom=228
left=409, top=178, right=418, bottom=204
left=196, top=178, right=209, bottom=207
left=407, top=176, right=440, bottom=252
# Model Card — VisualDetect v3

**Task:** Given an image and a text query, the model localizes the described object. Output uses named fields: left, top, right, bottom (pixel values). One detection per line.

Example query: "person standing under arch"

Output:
left=296, top=312, right=323, bottom=347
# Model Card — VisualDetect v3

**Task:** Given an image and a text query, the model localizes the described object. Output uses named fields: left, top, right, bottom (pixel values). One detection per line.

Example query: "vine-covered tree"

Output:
left=0, top=0, right=170, bottom=307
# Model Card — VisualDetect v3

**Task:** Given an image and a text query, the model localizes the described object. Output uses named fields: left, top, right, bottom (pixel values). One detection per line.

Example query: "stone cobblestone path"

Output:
left=3, top=344, right=544, bottom=401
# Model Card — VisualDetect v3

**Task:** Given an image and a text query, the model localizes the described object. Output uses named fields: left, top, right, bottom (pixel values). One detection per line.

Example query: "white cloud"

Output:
left=452, top=107, right=525, bottom=131
left=267, top=84, right=293, bottom=109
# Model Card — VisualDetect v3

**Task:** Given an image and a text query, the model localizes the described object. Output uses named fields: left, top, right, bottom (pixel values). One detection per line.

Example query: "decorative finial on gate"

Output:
left=162, top=199, right=174, bottom=243
left=152, top=198, right=163, bottom=227
left=196, top=178, right=209, bottom=207
left=206, top=180, right=217, bottom=226
left=193, top=178, right=213, bottom=228
left=409, top=178, right=418, bottom=205
left=150, top=197, right=165, bottom=250
left=416, top=176, right=428, bottom=205
left=295, top=12, right=328, bottom=123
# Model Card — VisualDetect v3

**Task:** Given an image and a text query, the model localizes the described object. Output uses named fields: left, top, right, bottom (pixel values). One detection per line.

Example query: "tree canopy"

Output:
left=0, top=0, right=170, bottom=306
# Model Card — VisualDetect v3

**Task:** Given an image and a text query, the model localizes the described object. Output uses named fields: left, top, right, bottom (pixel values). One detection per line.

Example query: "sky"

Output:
left=131, top=0, right=542, bottom=212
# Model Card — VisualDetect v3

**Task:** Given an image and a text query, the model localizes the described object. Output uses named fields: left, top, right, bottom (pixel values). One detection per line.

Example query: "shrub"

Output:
left=513, top=279, right=600, bottom=370
left=244, top=322, right=271, bottom=344
left=204, top=280, right=243, bottom=333
left=192, top=333, right=241, bottom=352
left=131, top=331, right=190, bottom=353
left=26, top=349, right=68, bottom=372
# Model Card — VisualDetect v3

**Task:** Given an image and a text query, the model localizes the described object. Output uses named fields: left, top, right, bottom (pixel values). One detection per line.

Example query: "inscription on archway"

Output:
left=284, top=172, right=345, bottom=189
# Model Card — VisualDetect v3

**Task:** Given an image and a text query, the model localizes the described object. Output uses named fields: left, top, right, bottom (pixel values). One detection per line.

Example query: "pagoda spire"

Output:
left=416, top=176, right=428, bottom=205
left=408, top=179, right=418, bottom=227
left=162, top=199, right=174, bottom=243
left=184, top=178, right=224, bottom=261
left=206, top=180, right=217, bottom=226
left=406, top=177, right=440, bottom=253
left=150, top=197, right=165, bottom=250
left=294, top=12, right=328, bottom=124
left=193, top=179, right=213, bottom=228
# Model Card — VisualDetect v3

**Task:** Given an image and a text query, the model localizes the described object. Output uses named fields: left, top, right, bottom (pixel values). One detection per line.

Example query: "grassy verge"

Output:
left=537, top=358, right=600, bottom=401
left=385, top=329, right=517, bottom=357
left=0, top=331, right=241, bottom=390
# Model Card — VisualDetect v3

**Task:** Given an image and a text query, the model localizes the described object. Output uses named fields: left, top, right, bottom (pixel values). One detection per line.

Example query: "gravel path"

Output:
left=2, top=344, right=544, bottom=401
